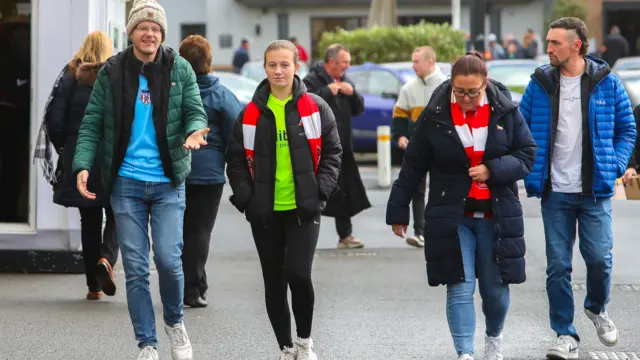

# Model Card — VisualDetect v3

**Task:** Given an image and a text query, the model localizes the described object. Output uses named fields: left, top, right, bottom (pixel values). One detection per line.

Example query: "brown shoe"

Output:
left=96, top=257, right=116, bottom=296
left=337, top=236, right=364, bottom=249
left=86, top=291, right=103, bottom=300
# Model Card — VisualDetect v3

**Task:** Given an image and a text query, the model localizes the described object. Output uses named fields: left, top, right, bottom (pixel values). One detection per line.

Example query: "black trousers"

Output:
left=79, top=206, right=119, bottom=292
left=251, top=210, right=320, bottom=349
left=411, top=177, right=427, bottom=236
left=335, top=217, right=352, bottom=239
left=182, top=183, right=224, bottom=300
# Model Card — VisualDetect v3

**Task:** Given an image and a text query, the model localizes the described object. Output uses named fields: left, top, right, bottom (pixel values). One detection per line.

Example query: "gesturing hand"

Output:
left=469, top=164, right=490, bottom=183
left=184, top=128, right=210, bottom=150
left=338, top=82, right=354, bottom=95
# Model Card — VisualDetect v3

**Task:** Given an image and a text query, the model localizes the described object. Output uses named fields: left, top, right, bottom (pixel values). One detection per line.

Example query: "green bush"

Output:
left=542, top=0, right=588, bottom=45
left=316, top=21, right=466, bottom=65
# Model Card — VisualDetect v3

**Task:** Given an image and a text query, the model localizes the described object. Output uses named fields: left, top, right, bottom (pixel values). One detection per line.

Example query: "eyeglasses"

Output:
left=136, top=26, right=162, bottom=34
left=452, top=80, right=486, bottom=99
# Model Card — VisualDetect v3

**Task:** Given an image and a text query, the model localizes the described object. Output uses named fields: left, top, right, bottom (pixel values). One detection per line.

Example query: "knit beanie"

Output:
left=126, top=0, right=167, bottom=41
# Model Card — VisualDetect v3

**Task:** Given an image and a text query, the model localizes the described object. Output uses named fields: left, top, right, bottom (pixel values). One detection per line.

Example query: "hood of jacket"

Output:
left=251, top=74, right=307, bottom=109
left=196, top=73, right=220, bottom=97
left=73, top=62, right=105, bottom=86
left=532, top=55, right=611, bottom=94
left=308, top=62, right=344, bottom=84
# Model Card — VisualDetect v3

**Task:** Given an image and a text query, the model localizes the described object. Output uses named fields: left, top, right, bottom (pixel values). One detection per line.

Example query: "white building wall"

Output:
left=160, top=0, right=544, bottom=66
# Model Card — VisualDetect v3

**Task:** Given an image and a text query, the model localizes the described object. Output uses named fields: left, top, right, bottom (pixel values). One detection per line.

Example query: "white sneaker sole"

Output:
left=406, top=236, right=424, bottom=248
left=584, top=309, right=620, bottom=347
left=546, top=348, right=579, bottom=360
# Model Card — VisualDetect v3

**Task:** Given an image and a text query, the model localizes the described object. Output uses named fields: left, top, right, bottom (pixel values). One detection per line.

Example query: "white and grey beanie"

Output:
left=126, top=0, right=167, bottom=41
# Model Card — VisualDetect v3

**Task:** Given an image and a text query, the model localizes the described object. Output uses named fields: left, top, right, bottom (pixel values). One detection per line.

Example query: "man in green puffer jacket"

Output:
left=71, top=1, right=208, bottom=359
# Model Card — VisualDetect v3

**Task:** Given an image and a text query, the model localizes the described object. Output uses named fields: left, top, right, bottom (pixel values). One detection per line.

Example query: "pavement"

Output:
left=1, top=165, right=640, bottom=359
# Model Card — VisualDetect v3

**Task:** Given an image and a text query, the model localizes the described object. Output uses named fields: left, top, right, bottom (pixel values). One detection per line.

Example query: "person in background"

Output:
left=304, top=44, right=371, bottom=249
left=46, top=31, right=119, bottom=301
left=602, top=25, right=629, bottom=67
left=519, top=17, right=635, bottom=359
left=225, top=40, right=342, bottom=360
left=485, top=33, right=505, bottom=61
left=72, top=0, right=209, bottom=359
left=290, top=37, right=309, bottom=64
left=522, top=29, right=539, bottom=60
left=232, top=38, right=250, bottom=74
left=387, top=51, right=536, bottom=360
left=506, top=43, right=520, bottom=59
left=178, top=34, right=243, bottom=308
left=391, top=46, right=446, bottom=248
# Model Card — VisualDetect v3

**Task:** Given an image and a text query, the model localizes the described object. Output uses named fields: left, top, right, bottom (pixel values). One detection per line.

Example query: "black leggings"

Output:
left=250, top=210, right=320, bottom=349
left=79, top=206, right=118, bottom=291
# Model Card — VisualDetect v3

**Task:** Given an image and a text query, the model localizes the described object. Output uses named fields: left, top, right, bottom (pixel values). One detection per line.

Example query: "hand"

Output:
left=338, top=82, right=354, bottom=95
left=469, top=164, right=490, bottom=183
left=327, top=83, right=340, bottom=96
left=76, top=170, right=96, bottom=200
left=398, top=136, right=409, bottom=150
left=623, top=168, right=637, bottom=185
left=391, top=224, right=407, bottom=238
left=184, top=128, right=210, bottom=150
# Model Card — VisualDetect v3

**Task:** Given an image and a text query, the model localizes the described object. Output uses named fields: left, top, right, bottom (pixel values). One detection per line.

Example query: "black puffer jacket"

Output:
left=225, top=76, right=342, bottom=224
left=386, top=79, right=537, bottom=287
left=48, top=62, right=108, bottom=208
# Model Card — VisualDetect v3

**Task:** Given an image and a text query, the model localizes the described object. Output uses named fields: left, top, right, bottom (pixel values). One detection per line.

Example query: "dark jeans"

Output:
left=335, top=217, right=352, bottom=239
left=182, top=183, right=224, bottom=300
left=79, top=206, right=119, bottom=292
left=411, top=177, right=426, bottom=236
left=541, top=191, right=613, bottom=342
left=251, top=210, right=320, bottom=349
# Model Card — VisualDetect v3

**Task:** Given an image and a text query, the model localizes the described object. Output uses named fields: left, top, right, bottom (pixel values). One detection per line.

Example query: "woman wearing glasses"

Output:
left=386, top=51, right=536, bottom=360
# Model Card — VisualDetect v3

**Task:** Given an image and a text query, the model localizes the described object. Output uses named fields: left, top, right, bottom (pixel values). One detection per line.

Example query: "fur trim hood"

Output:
left=71, top=62, right=105, bottom=86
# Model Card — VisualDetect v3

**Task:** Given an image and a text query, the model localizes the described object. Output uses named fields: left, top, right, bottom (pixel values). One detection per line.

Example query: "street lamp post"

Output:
left=452, top=0, right=461, bottom=29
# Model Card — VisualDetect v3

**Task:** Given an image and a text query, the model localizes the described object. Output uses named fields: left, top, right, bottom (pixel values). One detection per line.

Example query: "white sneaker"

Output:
left=585, top=309, right=619, bottom=346
left=485, top=333, right=504, bottom=360
left=279, top=346, right=297, bottom=360
left=458, top=354, right=474, bottom=360
left=406, top=234, right=425, bottom=248
left=164, top=323, right=192, bottom=360
left=137, top=346, right=159, bottom=360
left=546, top=335, right=579, bottom=359
left=295, top=337, right=318, bottom=360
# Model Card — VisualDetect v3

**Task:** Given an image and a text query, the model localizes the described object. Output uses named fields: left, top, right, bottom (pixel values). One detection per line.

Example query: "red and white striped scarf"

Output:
left=450, top=91, right=492, bottom=218
left=242, top=93, right=322, bottom=181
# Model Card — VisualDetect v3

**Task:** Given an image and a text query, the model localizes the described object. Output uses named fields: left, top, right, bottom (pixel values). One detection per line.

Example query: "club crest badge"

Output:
left=140, top=90, right=151, bottom=105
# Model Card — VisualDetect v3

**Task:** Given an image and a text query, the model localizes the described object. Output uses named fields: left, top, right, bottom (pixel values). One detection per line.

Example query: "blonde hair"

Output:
left=413, top=46, right=436, bottom=62
left=68, top=31, right=113, bottom=72
left=263, top=40, right=298, bottom=66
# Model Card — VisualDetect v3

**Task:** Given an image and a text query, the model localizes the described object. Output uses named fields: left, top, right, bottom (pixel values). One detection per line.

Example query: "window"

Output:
left=367, top=70, right=402, bottom=97
left=277, top=13, right=289, bottom=40
left=180, top=23, right=206, bottom=41
left=348, top=70, right=370, bottom=94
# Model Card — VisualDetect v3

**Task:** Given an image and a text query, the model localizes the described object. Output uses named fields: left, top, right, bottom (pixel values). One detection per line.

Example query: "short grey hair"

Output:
left=324, top=43, right=349, bottom=63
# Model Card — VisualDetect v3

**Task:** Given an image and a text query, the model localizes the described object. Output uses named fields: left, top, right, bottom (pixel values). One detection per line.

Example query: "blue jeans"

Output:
left=446, top=217, right=510, bottom=355
left=541, top=191, right=613, bottom=341
left=111, top=177, right=186, bottom=348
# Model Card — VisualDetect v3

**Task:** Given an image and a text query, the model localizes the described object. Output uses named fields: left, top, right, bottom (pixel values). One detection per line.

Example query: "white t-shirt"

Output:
left=551, top=74, right=583, bottom=193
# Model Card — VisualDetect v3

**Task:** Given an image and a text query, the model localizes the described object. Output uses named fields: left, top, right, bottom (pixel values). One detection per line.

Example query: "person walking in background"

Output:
left=387, top=51, right=536, bottom=360
left=519, top=17, right=635, bottom=359
left=522, top=29, right=540, bottom=60
left=72, top=0, right=209, bottom=359
left=290, top=37, right=309, bottom=64
left=232, top=38, right=250, bottom=74
left=225, top=40, right=342, bottom=360
left=178, top=34, right=243, bottom=308
left=304, top=43, right=371, bottom=249
left=391, top=46, right=446, bottom=248
left=45, top=31, right=119, bottom=301
left=602, top=25, right=629, bottom=68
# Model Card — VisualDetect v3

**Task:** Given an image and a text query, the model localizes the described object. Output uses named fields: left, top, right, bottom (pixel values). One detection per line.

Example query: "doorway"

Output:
left=0, top=0, right=31, bottom=224
left=603, top=2, right=640, bottom=56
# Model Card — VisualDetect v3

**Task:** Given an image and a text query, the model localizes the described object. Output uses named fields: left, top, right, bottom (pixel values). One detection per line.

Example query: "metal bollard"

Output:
left=377, top=125, right=392, bottom=188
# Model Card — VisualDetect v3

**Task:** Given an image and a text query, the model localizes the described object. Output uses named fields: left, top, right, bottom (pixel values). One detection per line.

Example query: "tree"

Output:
left=367, top=0, right=398, bottom=28
left=548, top=0, right=588, bottom=22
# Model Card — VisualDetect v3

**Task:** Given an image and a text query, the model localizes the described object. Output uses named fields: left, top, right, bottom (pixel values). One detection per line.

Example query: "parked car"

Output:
left=486, top=59, right=538, bottom=94
left=240, top=60, right=310, bottom=83
left=345, top=61, right=525, bottom=158
left=213, top=71, right=259, bottom=105
left=612, top=56, right=640, bottom=72
left=617, top=70, right=640, bottom=108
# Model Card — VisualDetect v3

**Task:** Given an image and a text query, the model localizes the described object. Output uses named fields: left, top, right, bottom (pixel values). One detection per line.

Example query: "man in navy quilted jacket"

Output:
left=519, top=17, right=636, bottom=359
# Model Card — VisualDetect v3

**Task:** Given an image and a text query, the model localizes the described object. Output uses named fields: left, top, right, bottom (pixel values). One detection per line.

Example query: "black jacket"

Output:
left=303, top=64, right=371, bottom=218
left=386, top=80, right=537, bottom=287
left=48, top=62, right=108, bottom=208
left=225, top=76, right=342, bottom=224
left=627, top=105, right=640, bottom=170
